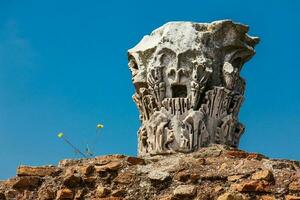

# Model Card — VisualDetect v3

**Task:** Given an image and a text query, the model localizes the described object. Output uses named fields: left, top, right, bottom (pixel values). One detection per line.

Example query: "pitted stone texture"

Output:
left=0, top=146, right=299, bottom=200
left=148, top=170, right=170, bottom=181
left=128, top=20, right=259, bottom=156
left=17, top=165, right=59, bottom=177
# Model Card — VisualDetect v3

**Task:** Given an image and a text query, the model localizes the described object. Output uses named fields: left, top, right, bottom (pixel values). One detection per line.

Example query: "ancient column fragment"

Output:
left=128, top=20, right=259, bottom=157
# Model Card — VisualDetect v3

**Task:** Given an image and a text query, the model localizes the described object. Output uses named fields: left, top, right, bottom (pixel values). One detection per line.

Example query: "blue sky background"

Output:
left=0, top=0, right=299, bottom=179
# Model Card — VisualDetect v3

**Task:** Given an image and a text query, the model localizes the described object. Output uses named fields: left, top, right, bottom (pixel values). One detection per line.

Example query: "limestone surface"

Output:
left=128, top=20, right=259, bottom=156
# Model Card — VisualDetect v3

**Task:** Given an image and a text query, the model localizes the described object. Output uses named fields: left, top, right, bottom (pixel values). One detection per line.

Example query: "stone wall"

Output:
left=1, top=145, right=300, bottom=200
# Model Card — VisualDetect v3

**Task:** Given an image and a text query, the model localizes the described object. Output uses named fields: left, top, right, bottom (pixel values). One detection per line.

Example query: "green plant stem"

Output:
left=63, top=137, right=87, bottom=158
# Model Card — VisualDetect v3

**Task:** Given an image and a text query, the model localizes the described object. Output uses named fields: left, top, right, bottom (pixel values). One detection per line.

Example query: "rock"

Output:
left=96, top=186, right=109, bottom=198
left=12, top=176, right=41, bottom=190
left=194, top=147, right=222, bottom=158
left=173, top=185, right=197, bottom=197
left=148, top=170, right=170, bottom=181
left=126, top=157, right=145, bottom=165
left=95, top=161, right=122, bottom=172
left=228, top=175, right=245, bottom=182
left=56, top=188, right=73, bottom=200
left=197, top=158, right=206, bottom=165
left=94, top=155, right=125, bottom=165
left=63, top=174, right=82, bottom=188
left=74, top=189, right=87, bottom=199
left=97, top=197, right=122, bottom=200
left=38, top=188, right=55, bottom=200
left=173, top=171, right=188, bottom=182
left=217, top=192, right=247, bottom=200
left=79, top=165, right=94, bottom=175
left=286, top=195, right=300, bottom=200
left=233, top=180, right=270, bottom=192
left=260, top=195, right=276, bottom=200
left=273, top=162, right=296, bottom=170
left=289, top=181, right=300, bottom=191
left=0, top=193, right=5, bottom=200
left=114, top=171, right=134, bottom=184
left=111, top=189, right=126, bottom=197
left=214, top=185, right=224, bottom=193
left=158, top=195, right=172, bottom=200
left=251, top=170, right=274, bottom=182
left=190, top=173, right=201, bottom=182
left=17, top=166, right=59, bottom=177
left=225, top=150, right=249, bottom=159
left=173, top=169, right=200, bottom=183
left=58, top=159, right=81, bottom=167
left=220, top=163, right=229, bottom=171
left=83, top=176, right=97, bottom=186
left=5, top=190, right=18, bottom=199
left=225, top=150, right=266, bottom=160
left=247, top=153, right=267, bottom=160
left=291, top=172, right=300, bottom=180
left=0, top=146, right=299, bottom=200
left=173, top=170, right=190, bottom=182
left=20, top=190, right=33, bottom=199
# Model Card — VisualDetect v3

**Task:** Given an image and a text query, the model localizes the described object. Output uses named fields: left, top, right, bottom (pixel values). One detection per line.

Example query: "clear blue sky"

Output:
left=0, top=0, right=299, bottom=179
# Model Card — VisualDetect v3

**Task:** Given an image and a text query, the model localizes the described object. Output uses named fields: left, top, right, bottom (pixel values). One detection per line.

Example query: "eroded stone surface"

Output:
left=251, top=169, right=274, bottom=182
left=56, top=188, right=74, bottom=200
left=128, top=20, right=259, bottom=156
left=148, top=170, right=170, bottom=181
left=0, top=146, right=299, bottom=200
left=17, top=165, right=59, bottom=177
left=173, top=184, right=197, bottom=197
left=217, top=192, right=247, bottom=200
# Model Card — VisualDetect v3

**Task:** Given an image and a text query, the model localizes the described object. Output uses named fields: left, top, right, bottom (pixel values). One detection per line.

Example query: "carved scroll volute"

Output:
left=221, top=38, right=258, bottom=94
left=128, top=55, right=147, bottom=91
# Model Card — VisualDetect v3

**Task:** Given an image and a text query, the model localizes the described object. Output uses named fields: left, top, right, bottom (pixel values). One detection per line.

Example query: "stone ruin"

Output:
left=128, top=20, right=259, bottom=157
left=2, top=20, right=300, bottom=200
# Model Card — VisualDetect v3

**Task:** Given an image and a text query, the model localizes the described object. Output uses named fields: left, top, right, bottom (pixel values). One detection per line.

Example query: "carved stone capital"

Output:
left=128, top=20, right=259, bottom=157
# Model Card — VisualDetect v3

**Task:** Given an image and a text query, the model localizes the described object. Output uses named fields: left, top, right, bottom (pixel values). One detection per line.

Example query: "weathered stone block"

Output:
left=96, top=186, right=110, bottom=198
left=12, top=176, right=41, bottom=190
left=63, top=174, right=82, bottom=188
left=233, top=180, right=270, bottom=193
left=126, top=157, right=145, bottom=165
left=95, top=161, right=122, bottom=172
left=217, top=192, right=248, bottom=200
left=56, top=188, right=73, bottom=200
left=17, top=165, right=59, bottom=177
left=289, top=181, right=300, bottom=192
left=173, top=185, right=197, bottom=197
left=286, top=195, right=300, bottom=200
left=148, top=170, right=170, bottom=181
left=251, top=170, right=274, bottom=182
left=128, top=20, right=259, bottom=156
left=114, top=171, right=135, bottom=184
